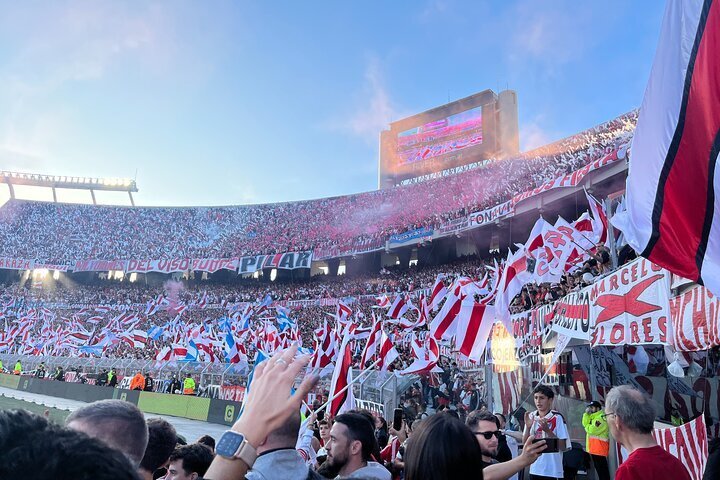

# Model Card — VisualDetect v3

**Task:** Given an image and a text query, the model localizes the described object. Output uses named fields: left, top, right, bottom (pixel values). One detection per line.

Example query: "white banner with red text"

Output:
left=670, top=286, right=720, bottom=351
left=589, top=257, right=671, bottom=347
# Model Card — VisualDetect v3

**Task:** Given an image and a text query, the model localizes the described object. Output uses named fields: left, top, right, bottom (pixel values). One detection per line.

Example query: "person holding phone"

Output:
left=522, top=385, right=569, bottom=480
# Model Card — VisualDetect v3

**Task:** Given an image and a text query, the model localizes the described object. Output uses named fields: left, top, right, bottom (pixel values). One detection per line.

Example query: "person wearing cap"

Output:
left=583, top=400, right=609, bottom=480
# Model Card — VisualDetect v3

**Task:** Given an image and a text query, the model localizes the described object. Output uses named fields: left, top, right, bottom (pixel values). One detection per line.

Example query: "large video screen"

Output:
left=395, top=106, right=483, bottom=165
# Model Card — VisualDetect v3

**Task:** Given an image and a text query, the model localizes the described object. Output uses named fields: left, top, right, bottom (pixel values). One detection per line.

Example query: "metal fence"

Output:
left=0, top=353, right=419, bottom=413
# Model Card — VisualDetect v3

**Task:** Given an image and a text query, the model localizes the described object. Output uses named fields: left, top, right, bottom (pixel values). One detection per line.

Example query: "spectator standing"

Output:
left=582, top=401, right=609, bottom=480
left=324, top=412, right=391, bottom=479
left=245, top=411, right=324, bottom=480
left=170, top=374, right=182, bottom=394
left=130, top=371, right=146, bottom=391
left=523, top=385, right=569, bottom=480
left=605, top=385, right=690, bottom=480
left=183, top=373, right=196, bottom=395
left=66, top=399, right=149, bottom=467
left=0, top=409, right=140, bottom=480
left=144, top=372, right=155, bottom=392
left=166, top=444, right=214, bottom=480
left=404, top=412, right=484, bottom=480
left=139, top=418, right=177, bottom=480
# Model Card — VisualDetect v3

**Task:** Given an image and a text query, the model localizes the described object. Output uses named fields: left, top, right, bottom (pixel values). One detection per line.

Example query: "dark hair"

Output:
left=66, top=399, right=148, bottom=466
left=494, top=413, right=506, bottom=424
left=466, top=410, right=500, bottom=430
left=405, top=413, right=484, bottom=480
left=533, top=385, right=555, bottom=399
left=334, top=412, right=377, bottom=462
left=0, top=409, right=140, bottom=480
left=140, top=418, right=178, bottom=472
left=169, top=444, right=214, bottom=477
left=196, top=434, right=216, bottom=450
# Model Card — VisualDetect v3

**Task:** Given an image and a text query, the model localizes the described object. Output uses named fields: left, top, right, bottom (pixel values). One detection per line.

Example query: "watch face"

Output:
left=216, top=430, right=245, bottom=458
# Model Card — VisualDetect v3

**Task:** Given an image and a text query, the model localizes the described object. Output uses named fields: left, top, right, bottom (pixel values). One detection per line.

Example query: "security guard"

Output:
left=183, top=373, right=196, bottom=395
left=582, top=400, right=610, bottom=480
left=13, top=359, right=21, bottom=375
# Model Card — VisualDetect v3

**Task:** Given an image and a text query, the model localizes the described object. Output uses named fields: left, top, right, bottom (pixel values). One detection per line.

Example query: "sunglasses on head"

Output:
left=474, top=430, right=501, bottom=440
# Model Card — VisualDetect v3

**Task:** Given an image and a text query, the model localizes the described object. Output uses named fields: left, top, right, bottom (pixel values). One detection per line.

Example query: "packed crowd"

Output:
left=4, top=346, right=713, bottom=480
left=0, top=111, right=636, bottom=263
left=0, top=241, right=625, bottom=367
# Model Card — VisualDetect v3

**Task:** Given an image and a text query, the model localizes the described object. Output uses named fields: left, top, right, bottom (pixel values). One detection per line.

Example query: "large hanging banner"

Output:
left=190, top=257, right=240, bottom=273
left=589, top=257, right=671, bottom=347
left=238, top=251, right=313, bottom=274
left=73, top=260, right=129, bottom=272
left=126, top=258, right=191, bottom=274
left=550, top=290, right=591, bottom=340
left=669, top=286, right=720, bottom=351
left=617, top=415, right=708, bottom=480
left=0, top=257, right=34, bottom=270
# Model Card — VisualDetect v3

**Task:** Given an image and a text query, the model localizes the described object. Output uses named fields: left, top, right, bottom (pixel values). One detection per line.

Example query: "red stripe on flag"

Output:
left=648, top=0, right=720, bottom=280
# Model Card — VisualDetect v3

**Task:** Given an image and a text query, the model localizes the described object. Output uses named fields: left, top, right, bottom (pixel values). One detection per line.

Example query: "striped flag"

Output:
left=613, top=0, right=720, bottom=296
left=429, top=274, right=448, bottom=310
left=359, top=313, right=382, bottom=368
left=387, top=295, right=410, bottom=319
left=328, top=335, right=355, bottom=417
left=376, top=330, right=399, bottom=371
left=454, top=301, right=495, bottom=362
left=429, top=284, right=463, bottom=340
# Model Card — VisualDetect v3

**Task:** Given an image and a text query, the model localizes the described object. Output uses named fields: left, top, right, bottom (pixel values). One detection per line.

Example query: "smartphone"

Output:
left=393, top=408, right=403, bottom=431
left=532, top=437, right=560, bottom=453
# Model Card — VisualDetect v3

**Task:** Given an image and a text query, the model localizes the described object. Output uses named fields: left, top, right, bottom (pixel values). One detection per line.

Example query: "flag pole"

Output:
left=309, top=358, right=382, bottom=417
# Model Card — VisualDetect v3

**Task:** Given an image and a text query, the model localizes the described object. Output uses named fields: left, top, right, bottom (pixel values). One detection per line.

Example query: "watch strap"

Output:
left=233, top=436, right=257, bottom=466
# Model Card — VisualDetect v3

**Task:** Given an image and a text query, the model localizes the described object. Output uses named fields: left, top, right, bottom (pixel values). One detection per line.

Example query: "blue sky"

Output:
left=0, top=1, right=665, bottom=206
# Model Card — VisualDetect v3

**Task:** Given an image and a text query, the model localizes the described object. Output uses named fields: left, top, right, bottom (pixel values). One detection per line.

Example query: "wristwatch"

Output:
left=216, top=430, right=257, bottom=467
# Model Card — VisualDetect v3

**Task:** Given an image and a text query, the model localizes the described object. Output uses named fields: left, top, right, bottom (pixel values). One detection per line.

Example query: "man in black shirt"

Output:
left=144, top=372, right=154, bottom=392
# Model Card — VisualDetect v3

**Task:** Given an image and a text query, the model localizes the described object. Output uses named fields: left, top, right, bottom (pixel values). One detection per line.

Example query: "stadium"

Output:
left=0, top=2, right=718, bottom=480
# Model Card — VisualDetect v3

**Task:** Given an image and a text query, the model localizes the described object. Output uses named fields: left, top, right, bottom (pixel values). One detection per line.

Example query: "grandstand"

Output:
left=0, top=107, right=716, bottom=474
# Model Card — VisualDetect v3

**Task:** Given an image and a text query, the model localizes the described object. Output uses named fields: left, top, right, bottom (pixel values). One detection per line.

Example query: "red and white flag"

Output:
left=328, top=335, right=355, bottom=417
left=398, top=335, right=441, bottom=375
left=387, top=295, right=410, bottom=319
left=336, top=301, right=353, bottom=321
left=494, top=247, right=533, bottom=326
left=613, top=0, right=720, bottom=297
left=429, top=274, right=448, bottom=310
left=585, top=190, right=610, bottom=248
left=454, top=301, right=495, bottom=362
left=429, top=284, right=464, bottom=340
left=376, top=330, right=399, bottom=371
left=375, top=294, right=390, bottom=308
left=359, top=314, right=382, bottom=368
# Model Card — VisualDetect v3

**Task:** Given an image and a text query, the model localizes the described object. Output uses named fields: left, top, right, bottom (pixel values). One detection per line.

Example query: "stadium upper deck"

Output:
left=0, top=111, right=636, bottom=264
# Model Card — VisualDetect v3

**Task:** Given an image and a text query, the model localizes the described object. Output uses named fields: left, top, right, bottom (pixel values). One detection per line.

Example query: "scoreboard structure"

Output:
left=379, top=89, right=519, bottom=188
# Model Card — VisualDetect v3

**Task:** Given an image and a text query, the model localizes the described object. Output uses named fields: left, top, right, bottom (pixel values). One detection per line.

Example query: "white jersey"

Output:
left=528, top=410, right=569, bottom=479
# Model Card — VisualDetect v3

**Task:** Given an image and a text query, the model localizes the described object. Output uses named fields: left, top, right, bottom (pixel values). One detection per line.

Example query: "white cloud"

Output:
left=520, top=116, right=556, bottom=152
left=325, top=56, right=402, bottom=145
left=505, top=1, right=600, bottom=75
left=347, top=58, right=399, bottom=141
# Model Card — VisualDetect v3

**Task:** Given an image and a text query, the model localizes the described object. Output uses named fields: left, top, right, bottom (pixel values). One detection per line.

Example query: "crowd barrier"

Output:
left=0, top=372, right=240, bottom=426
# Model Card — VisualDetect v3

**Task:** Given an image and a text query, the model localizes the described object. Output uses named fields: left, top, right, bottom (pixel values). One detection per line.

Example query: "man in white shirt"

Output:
left=523, top=385, right=569, bottom=480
